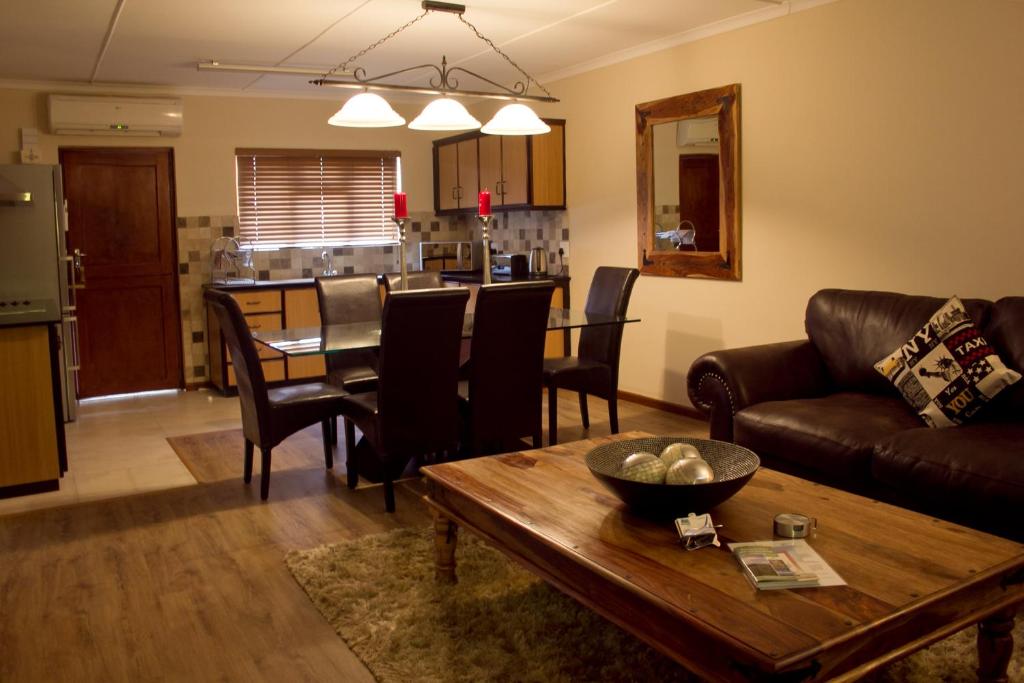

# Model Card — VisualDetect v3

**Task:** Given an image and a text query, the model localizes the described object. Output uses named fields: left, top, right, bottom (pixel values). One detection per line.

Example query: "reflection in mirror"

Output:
left=636, top=84, right=740, bottom=280
left=652, top=116, right=720, bottom=253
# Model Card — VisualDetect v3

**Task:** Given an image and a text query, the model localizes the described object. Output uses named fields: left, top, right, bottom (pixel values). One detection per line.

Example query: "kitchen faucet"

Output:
left=320, top=249, right=338, bottom=276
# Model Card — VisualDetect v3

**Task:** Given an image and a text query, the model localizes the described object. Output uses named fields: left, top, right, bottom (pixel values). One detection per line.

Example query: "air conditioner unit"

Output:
left=47, top=95, right=184, bottom=137
left=676, top=116, right=719, bottom=147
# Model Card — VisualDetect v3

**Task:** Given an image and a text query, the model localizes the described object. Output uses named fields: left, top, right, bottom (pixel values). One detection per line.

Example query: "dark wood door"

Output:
left=678, top=154, right=720, bottom=252
left=60, top=148, right=181, bottom=398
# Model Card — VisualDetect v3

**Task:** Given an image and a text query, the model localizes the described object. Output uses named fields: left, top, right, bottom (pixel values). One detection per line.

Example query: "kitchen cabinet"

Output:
left=433, top=119, right=565, bottom=215
left=0, top=324, right=64, bottom=497
left=478, top=135, right=528, bottom=208
left=206, top=283, right=327, bottom=394
left=435, top=139, right=479, bottom=212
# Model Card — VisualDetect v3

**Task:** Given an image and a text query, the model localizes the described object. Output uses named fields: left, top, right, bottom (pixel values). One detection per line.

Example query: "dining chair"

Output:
left=337, top=287, right=470, bottom=512
left=458, top=281, right=555, bottom=456
left=204, top=289, right=346, bottom=500
left=379, top=270, right=443, bottom=293
left=544, top=266, right=639, bottom=445
left=316, top=274, right=382, bottom=447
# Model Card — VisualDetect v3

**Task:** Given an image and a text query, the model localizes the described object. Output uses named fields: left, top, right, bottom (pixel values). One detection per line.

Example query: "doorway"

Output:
left=678, top=154, right=720, bottom=252
left=59, top=148, right=182, bottom=398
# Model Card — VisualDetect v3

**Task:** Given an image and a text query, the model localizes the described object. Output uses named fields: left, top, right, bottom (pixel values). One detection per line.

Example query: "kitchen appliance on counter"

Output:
left=418, top=240, right=483, bottom=272
left=491, top=252, right=529, bottom=278
left=0, top=164, right=77, bottom=422
left=528, top=247, right=549, bottom=275
left=211, top=236, right=256, bottom=284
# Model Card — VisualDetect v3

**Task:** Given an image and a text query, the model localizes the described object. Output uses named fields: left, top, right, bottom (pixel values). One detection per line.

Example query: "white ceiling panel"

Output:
left=0, top=0, right=800, bottom=96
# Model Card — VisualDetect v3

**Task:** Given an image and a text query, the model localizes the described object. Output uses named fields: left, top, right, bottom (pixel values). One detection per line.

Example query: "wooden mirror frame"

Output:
left=636, top=84, right=741, bottom=280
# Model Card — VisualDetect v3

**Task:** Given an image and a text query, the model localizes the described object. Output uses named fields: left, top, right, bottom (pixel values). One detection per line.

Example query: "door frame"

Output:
left=58, top=146, right=184, bottom=395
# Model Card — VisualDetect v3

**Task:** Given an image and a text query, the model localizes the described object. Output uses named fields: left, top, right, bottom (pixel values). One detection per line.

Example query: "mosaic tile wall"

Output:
left=175, top=212, right=472, bottom=384
left=454, top=210, right=571, bottom=275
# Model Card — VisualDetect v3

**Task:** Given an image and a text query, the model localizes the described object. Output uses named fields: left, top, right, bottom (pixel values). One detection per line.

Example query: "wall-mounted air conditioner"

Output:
left=676, top=116, right=719, bottom=147
left=47, top=95, right=184, bottom=137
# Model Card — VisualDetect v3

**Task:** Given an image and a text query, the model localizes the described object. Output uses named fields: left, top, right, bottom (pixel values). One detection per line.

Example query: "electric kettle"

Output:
left=528, top=247, right=548, bottom=275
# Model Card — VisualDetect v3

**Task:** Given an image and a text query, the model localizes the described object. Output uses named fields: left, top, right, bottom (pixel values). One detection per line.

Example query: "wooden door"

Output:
left=60, top=148, right=181, bottom=398
left=678, top=154, right=720, bottom=252
left=477, top=135, right=502, bottom=205
left=501, top=136, right=529, bottom=206
left=456, top=140, right=478, bottom=209
left=436, top=142, right=459, bottom=211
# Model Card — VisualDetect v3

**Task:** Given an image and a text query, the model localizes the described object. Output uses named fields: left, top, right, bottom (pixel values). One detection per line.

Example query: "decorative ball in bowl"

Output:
left=585, top=437, right=759, bottom=518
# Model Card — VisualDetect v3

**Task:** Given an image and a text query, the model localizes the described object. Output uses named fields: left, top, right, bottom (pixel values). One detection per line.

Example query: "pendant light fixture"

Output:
left=327, top=92, right=406, bottom=128
left=480, top=103, right=551, bottom=136
left=310, top=2, right=558, bottom=135
left=409, top=97, right=481, bottom=131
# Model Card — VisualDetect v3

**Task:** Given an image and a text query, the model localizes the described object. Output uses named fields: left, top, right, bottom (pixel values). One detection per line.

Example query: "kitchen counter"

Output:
left=439, top=270, right=570, bottom=285
left=205, top=278, right=317, bottom=291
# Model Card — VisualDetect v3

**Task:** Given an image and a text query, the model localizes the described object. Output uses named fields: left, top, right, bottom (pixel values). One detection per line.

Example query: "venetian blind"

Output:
left=235, top=149, right=399, bottom=247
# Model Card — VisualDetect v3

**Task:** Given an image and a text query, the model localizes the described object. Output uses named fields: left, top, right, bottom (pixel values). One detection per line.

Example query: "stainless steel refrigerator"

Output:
left=0, top=164, right=78, bottom=421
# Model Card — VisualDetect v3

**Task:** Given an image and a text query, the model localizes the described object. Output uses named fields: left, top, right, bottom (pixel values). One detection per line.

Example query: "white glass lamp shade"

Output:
left=408, top=97, right=481, bottom=131
left=481, top=103, right=551, bottom=136
left=328, top=92, right=406, bottom=128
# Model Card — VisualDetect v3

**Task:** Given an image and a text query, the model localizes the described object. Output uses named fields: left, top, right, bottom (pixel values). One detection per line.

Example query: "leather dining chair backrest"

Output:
left=204, top=289, right=270, bottom=447
left=380, top=271, right=443, bottom=293
left=578, top=267, right=640, bottom=370
left=467, top=281, right=555, bottom=446
left=376, top=287, right=469, bottom=458
left=316, top=274, right=383, bottom=374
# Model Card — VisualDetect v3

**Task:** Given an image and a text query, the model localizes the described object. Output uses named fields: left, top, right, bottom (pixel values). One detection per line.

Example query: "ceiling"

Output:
left=0, top=0, right=800, bottom=99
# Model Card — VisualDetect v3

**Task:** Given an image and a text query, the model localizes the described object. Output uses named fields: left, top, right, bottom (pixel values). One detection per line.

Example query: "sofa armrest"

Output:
left=686, top=340, right=830, bottom=441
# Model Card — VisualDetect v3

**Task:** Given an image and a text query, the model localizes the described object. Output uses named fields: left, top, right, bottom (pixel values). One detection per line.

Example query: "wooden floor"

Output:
left=0, top=393, right=707, bottom=682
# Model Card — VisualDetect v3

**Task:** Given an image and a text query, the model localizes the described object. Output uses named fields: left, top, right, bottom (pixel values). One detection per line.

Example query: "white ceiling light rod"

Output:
left=197, top=62, right=350, bottom=77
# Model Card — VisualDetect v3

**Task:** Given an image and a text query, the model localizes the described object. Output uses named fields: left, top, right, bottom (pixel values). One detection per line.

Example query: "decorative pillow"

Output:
left=874, top=296, right=1021, bottom=428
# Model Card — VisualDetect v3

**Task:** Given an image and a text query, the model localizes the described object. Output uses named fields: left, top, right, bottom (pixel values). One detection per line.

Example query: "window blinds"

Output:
left=235, top=149, right=399, bottom=247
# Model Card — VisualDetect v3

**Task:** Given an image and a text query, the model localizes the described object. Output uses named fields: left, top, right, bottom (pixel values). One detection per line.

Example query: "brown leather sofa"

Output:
left=687, top=289, right=1024, bottom=539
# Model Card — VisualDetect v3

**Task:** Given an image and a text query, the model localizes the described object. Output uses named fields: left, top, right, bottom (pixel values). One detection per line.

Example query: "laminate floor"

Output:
left=0, top=390, right=707, bottom=682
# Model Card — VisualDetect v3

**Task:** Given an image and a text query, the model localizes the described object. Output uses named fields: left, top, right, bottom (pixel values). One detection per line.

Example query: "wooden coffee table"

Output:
left=421, top=432, right=1024, bottom=682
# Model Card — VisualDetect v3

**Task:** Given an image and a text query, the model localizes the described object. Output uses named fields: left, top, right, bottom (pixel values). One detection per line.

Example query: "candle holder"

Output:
left=475, top=214, right=493, bottom=285
left=391, top=216, right=409, bottom=290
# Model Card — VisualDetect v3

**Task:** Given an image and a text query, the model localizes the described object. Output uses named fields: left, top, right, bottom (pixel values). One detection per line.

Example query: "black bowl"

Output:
left=585, top=437, right=759, bottom=519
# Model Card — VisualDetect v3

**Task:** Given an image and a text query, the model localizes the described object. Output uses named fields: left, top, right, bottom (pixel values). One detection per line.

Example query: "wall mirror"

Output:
left=636, top=84, right=740, bottom=280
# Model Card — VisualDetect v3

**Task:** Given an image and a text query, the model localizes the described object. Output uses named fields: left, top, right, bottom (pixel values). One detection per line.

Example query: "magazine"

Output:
left=728, top=540, right=845, bottom=590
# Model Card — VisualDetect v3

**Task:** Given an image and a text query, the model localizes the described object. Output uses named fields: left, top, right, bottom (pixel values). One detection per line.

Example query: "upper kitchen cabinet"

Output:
left=435, top=138, right=479, bottom=212
left=432, top=119, right=565, bottom=215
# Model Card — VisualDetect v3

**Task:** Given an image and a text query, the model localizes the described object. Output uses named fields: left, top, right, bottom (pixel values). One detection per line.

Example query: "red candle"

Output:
left=478, top=188, right=491, bottom=216
left=393, top=192, right=408, bottom=218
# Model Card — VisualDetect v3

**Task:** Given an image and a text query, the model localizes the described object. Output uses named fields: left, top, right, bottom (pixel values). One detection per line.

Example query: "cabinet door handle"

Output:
left=249, top=323, right=262, bottom=330
left=244, top=300, right=261, bottom=307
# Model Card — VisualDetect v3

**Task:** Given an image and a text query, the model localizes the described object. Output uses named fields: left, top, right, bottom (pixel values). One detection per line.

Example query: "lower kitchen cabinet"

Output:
left=206, top=283, right=326, bottom=394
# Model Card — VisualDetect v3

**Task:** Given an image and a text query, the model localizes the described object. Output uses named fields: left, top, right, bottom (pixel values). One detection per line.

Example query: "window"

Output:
left=235, top=148, right=400, bottom=248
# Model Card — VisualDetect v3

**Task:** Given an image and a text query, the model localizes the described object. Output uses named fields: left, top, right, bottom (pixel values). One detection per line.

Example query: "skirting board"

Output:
left=616, top=390, right=706, bottom=421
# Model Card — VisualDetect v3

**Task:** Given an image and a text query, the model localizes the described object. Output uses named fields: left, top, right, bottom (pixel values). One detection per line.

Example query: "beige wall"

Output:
left=542, top=0, right=1024, bottom=405
left=0, top=89, right=439, bottom=214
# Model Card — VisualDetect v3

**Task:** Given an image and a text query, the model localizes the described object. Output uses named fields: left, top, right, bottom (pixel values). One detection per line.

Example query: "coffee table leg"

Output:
left=977, top=607, right=1016, bottom=683
left=433, top=511, right=458, bottom=585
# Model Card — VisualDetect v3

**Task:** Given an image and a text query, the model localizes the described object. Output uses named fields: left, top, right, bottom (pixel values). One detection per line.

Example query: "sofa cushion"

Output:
left=872, top=423, right=1024, bottom=518
left=874, top=296, right=1020, bottom=428
left=733, top=393, right=922, bottom=479
left=805, top=289, right=992, bottom=394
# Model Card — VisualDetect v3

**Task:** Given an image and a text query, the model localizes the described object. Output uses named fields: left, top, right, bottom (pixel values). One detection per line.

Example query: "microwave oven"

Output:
left=417, top=240, right=483, bottom=272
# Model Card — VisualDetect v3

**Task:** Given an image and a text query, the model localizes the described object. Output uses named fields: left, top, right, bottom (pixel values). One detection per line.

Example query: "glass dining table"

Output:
left=252, top=308, right=640, bottom=356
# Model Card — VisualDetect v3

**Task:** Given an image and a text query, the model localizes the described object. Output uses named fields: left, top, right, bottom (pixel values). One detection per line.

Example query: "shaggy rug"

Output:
left=286, top=527, right=1022, bottom=683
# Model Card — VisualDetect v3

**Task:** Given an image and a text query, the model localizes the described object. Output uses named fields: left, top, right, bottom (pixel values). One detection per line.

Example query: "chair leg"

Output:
left=260, top=447, right=272, bottom=500
left=344, top=419, right=358, bottom=489
left=330, top=416, right=338, bottom=446
left=547, top=384, right=558, bottom=446
left=243, top=439, right=254, bottom=484
left=578, top=392, right=590, bottom=429
left=322, top=419, right=333, bottom=470
left=608, top=393, right=620, bottom=434
left=383, top=477, right=396, bottom=513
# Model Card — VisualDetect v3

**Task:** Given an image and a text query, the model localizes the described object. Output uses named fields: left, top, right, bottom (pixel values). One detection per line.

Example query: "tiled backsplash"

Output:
left=176, top=210, right=569, bottom=385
